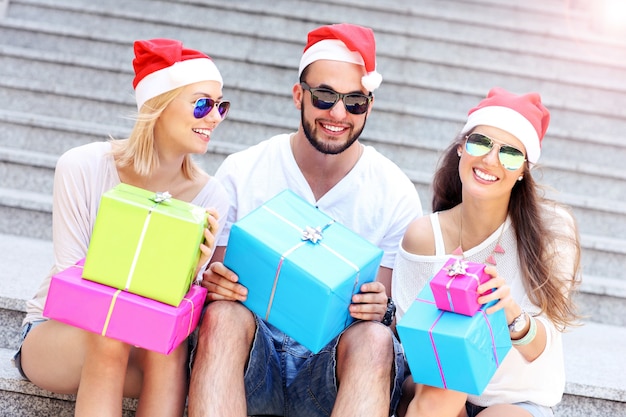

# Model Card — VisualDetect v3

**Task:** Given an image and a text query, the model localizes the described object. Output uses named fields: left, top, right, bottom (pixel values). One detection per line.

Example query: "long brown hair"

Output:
left=432, top=134, right=582, bottom=329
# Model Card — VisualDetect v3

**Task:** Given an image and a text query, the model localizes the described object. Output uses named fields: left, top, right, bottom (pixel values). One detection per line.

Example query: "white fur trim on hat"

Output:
left=298, top=39, right=382, bottom=91
left=461, top=106, right=541, bottom=164
left=299, top=39, right=364, bottom=75
left=135, top=58, right=223, bottom=110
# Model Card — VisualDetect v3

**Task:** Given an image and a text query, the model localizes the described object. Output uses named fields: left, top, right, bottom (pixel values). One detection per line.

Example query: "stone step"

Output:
left=576, top=234, right=626, bottom=281
left=1, top=3, right=625, bottom=140
left=551, top=193, right=626, bottom=237
left=575, top=276, right=626, bottom=327
left=557, top=321, right=626, bottom=416
left=0, top=79, right=132, bottom=128
left=9, top=0, right=626, bottom=75
left=0, top=233, right=54, bottom=352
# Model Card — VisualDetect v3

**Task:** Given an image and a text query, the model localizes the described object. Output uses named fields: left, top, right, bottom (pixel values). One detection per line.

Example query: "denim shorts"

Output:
left=244, top=315, right=407, bottom=417
left=466, top=401, right=554, bottom=417
left=12, top=320, right=46, bottom=379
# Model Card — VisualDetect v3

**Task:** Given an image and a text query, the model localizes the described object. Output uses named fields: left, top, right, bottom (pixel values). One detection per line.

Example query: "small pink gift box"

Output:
left=43, top=259, right=207, bottom=355
left=429, top=258, right=491, bottom=316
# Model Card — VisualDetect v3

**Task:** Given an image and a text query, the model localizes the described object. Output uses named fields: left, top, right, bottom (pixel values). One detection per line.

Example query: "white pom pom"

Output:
left=361, top=71, right=382, bottom=92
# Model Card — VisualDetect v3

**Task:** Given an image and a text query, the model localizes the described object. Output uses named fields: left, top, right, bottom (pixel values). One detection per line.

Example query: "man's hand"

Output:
left=200, top=261, right=248, bottom=302
left=348, top=281, right=388, bottom=322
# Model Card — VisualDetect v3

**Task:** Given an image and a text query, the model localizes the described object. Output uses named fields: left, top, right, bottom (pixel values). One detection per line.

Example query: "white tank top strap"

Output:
left=429, top=212, right=447, bottom=256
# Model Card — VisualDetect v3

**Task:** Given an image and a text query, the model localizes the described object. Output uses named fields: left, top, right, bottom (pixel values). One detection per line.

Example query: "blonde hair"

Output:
left=111, top=87, right=202, bottom=179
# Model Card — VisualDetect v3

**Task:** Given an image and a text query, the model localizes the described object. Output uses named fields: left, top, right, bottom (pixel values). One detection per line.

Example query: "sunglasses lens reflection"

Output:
left=465, top=134, right=492, bottom=156
left=194, top=98, right=214, bottom=118
left=193, top=98, right=230, bottom=119
left=217, top=101, right=230, bottom=118
left=302, top=83, right=370, bottom=115
left=499, top=146, right=525, bottom=170
left=310, top=90, right=336, bottom=110
left=343, top=96, right=370, bottom=114
left=465, top=134, right=525, bottom=170
left=311, top=90, right=369, bottom=114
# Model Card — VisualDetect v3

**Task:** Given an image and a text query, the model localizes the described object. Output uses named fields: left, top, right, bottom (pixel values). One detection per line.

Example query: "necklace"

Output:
left=451, top=207, right=506, bottom=265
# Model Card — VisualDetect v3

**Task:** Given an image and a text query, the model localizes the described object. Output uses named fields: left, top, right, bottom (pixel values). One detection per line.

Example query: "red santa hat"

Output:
left=298, top=23, right=382, bottom=92
left=461, top=87, right=550, bottom=164
left=132, top=38, right=223, bottom=110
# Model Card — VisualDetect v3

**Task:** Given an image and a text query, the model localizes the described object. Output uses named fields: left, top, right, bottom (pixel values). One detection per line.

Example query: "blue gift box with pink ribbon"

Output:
left=223, top=190, right=383, bottom=353
left=397, top=283, right=512, bottom=395
left=429, top=258, right=492, bottom=316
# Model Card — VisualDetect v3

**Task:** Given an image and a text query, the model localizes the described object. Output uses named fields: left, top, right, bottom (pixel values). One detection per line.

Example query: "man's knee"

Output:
left=342, top=321, right=393, bottom=345
left=198, top=301, right=256, bottom=344
left=338, top=321, right=394, bottom=364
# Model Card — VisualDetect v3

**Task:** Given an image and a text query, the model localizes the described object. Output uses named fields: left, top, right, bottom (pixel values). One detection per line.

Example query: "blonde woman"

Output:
left=14, top=39, right=230, bottom=416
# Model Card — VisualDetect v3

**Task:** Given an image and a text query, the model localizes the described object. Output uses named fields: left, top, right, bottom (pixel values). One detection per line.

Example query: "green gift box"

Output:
left=83, top=183, right=208, bottom=306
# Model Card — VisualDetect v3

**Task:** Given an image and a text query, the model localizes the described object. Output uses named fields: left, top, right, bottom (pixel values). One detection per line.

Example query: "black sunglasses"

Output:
left=300, top=82, right=372, bottom=115
left=464, top=133, right=527, bottom=171
left=193, top=97, right=230, bottom=119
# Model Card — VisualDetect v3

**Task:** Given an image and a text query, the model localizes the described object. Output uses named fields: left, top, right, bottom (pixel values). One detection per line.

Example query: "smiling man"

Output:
left=188, top=23, right=422, bottom=417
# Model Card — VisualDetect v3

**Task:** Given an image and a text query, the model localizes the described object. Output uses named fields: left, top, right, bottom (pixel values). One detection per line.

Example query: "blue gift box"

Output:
left=397, top=284, right=511, bottom=395
left=223, top=190, right=383, bottom=353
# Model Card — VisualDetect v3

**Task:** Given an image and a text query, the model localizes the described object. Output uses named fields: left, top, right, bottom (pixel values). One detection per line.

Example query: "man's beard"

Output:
left=301, top=106, right=366, bottom=155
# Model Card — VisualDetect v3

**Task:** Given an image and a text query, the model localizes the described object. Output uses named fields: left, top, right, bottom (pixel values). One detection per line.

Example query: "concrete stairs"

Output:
left=0, top=0, right=624, bottom=415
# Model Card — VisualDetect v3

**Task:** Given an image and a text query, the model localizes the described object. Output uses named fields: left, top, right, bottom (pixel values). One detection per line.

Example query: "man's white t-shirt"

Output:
left=215, top=133, right=422, bottom=269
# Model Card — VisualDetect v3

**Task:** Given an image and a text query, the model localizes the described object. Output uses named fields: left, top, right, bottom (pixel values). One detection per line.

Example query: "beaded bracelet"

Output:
left=511, top=315, right=537, bottom=346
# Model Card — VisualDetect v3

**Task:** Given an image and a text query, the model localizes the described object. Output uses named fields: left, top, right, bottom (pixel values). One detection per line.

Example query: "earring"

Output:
left=517, top=176, right=523, bottom=181
left=457, top=150, right=462, bottom=157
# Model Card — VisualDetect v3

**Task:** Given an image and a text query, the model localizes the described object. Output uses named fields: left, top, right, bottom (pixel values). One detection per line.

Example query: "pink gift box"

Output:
left=43, top=259, right=207, bottom=355
left=429, top=258, right=491, bottom=316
